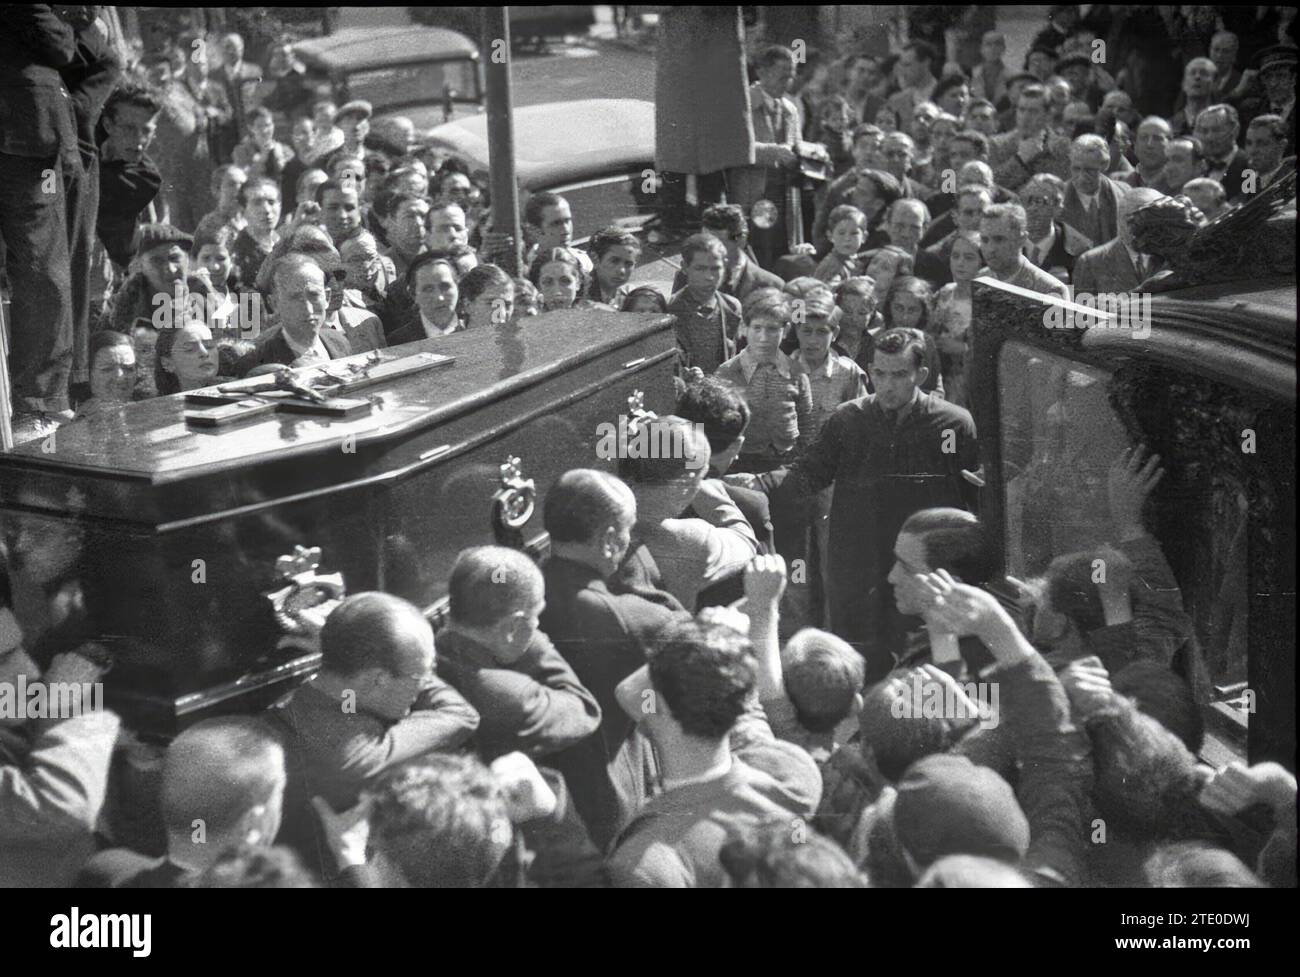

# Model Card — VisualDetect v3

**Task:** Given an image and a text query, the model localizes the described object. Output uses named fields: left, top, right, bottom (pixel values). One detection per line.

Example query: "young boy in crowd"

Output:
left=587, top=226, right=642, bottom=307
left=832, top=276, right=884, bottom=370
left=792, top=287, right=870, bottom=435
left=667, top=234, right=742, bottom=375
left=230, top=177, right=282, bottom=295
left=813, top=205, right=869, bottom=285
left=774, top=628, right=866, bottom=765
left=716, top=288, right=814, bottom=473
left=436, top=546, right=602, bottom=762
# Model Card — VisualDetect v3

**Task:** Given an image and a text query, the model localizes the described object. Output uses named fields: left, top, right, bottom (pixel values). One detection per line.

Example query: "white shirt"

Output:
left=283, top=328, right=330, bottom=366
left=420, top=311, right=461, bottom=338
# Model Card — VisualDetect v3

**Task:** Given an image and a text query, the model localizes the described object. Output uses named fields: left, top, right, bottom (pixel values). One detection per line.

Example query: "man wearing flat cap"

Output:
left=335, top=100, right=372, bottom=159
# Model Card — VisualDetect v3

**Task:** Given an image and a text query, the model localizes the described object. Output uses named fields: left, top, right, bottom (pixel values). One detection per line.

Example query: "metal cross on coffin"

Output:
left=182, top=352, right=454, bottom=428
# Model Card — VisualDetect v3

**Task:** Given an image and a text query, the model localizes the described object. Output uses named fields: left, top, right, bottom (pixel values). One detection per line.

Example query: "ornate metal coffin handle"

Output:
left=492, top=456, right=536, bottom=548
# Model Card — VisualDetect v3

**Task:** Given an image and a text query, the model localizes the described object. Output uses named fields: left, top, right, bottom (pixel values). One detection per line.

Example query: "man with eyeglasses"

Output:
left=1021, top=173, right=1090, bottom=283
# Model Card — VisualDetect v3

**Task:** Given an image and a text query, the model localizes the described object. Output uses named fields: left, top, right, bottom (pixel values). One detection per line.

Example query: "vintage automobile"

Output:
left=968, top=180, right=1296, bottom=769
left=0, top=310, right=677, bottom=737
left=292, top=26, right=485, bottom=126
left=420, top=97, right=681, bottom=290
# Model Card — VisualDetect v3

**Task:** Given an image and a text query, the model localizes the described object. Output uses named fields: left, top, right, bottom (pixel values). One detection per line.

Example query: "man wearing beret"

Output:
left=1256, top=45, right=1297, bottom=157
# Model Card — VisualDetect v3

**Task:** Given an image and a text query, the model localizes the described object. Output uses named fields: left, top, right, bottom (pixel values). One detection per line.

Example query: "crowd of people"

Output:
left=0, top=5, right=1296, bottom=888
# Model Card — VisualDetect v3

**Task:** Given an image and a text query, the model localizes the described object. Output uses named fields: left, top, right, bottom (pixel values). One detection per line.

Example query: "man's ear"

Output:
left=599, top=524, right=621, bottom=560
left=915, top=364, right=930, bottom=387
left=505, top=611, right=530, bottom=648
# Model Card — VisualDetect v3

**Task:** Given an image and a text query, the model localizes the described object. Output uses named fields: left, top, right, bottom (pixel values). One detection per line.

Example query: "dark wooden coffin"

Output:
left=0, top=310, right=677, bottom=734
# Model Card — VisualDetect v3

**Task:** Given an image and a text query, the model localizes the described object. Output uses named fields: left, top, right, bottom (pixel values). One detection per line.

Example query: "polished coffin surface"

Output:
left=0, top=311, right=677, bottom=732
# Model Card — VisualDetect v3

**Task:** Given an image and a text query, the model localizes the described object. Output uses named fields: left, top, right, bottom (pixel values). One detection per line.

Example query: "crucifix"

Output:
left=183, top=351, right=454, bottom=428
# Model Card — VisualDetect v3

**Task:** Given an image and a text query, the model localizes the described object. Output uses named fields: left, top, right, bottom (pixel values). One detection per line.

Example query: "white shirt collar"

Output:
left=283, top=328, right=328, bottom=362
left=738, top=346, right=793, bottom=383
left=420, top=311, right=460, bottom=337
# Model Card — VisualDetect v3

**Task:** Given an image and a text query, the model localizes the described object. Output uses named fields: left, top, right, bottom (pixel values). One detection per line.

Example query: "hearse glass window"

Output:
left=997, top=340, right=1251, bottom=735
left=552, top=173, right=659, bottom=246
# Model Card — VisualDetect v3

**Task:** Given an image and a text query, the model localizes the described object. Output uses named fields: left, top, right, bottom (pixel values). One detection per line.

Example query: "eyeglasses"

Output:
left=1023, top=195, right=1059, bottom=206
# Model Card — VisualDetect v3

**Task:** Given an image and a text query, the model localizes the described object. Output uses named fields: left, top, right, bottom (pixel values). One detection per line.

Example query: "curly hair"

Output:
left=649, top=618, right=756, bottom=739
left=369, top=754, right=513, bottom=888
left=720, top=818, right=866, bottom=888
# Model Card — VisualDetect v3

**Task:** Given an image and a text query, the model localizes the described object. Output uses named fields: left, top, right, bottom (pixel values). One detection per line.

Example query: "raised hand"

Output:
left=743, top=553, right=788, bottom=610
left=490, top=752, right=557, bottom=823
left=1108, top=444, right=1164, bottom=538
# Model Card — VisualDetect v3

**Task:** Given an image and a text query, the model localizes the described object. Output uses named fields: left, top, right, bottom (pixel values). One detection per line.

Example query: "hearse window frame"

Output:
left=969, top=277, right=1295, bottom=768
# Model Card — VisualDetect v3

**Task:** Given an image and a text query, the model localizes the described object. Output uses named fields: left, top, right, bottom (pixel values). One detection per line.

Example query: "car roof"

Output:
left=421, top=98, right=654, bottom=191
left=294, top=27, right=478, bottom=71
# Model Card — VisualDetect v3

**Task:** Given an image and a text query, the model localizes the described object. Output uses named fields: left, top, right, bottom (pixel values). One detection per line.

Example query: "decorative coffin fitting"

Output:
left=0, top=311, right=678, bottom=734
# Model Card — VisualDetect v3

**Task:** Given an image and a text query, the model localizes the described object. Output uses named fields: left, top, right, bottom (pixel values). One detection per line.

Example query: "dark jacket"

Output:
left=1059, top=174, right=1126, bottom=248
left=96, top=155, right=163, bottom=268
left=0, top=4, right=79, bottom=163
left=540, top=555, right=689, bottom=851
left=435, top=628, right=602, bottom=761
left=233, top=326, right=353, bottom=377
left=59, top=19, right=121, bottom=168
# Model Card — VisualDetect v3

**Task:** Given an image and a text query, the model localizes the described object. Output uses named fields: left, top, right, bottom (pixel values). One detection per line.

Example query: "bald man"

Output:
left=274, top=592, right=479, bottom=876
left=81, top=716, right=285, bottom=887
left=1072, top=187, right=1167, bottom=295
left=539, top=469, right=690, bottom=849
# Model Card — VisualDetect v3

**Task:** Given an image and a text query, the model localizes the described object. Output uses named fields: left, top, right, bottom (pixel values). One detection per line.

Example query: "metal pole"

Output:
left=480, top=7, right=523, bottom=276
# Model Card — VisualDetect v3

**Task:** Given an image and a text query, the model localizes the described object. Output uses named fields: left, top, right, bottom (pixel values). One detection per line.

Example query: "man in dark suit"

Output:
left=80, top=717, right=286, bottom=888
left=1193, top=103, right=1250, bottom=201
left=0, top=3, right=80, bottom=442
left=1059, top=134, right=1126, bottom=247
left=234, top=254, right=353, bottom=376
left=1021, top=173, right=1091, bottom=284
left=1072, top=187, right=1166, bottom=295
left=670, top=204, right=784, bottom=300
left=880, top=198, right=948, bottom=288
left=538, top=469, right=690, bottom=851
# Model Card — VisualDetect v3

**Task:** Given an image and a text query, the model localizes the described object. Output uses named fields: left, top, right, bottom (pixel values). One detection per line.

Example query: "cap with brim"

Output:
left=1258, top=44, right=1298, bottom=74
left=136, top=223, right=194, bottom=255
left=894, top=754, right=1031, bottom=868
left=1005, top=71, right=1038, bottom=87
left=336, top=100, right=373, bottom=122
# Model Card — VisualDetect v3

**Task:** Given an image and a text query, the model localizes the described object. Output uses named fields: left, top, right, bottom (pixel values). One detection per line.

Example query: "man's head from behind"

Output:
left=616, top=416, right=711, bottom=523
left=675, top=374, right=750, bottom=475
left=368, top=755, right=512, bottom=888
left=319, top=592, right=435, bottom=721
left=163, top=717, right=286, bottom=870
left=888, top=508, right=995, bottom=616
left=781, top=628, right=866, bottom=735
left=892, top=754, right=1030, bottom=878
left=542, top=469, right=636, bottom=578
left=620, top=618, right=756, bottom=743
left=699, top=203, right=749, bottom=262
left=858, top=667, right=971, bottom=782
left=447, top=546, right=545, bottom=664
